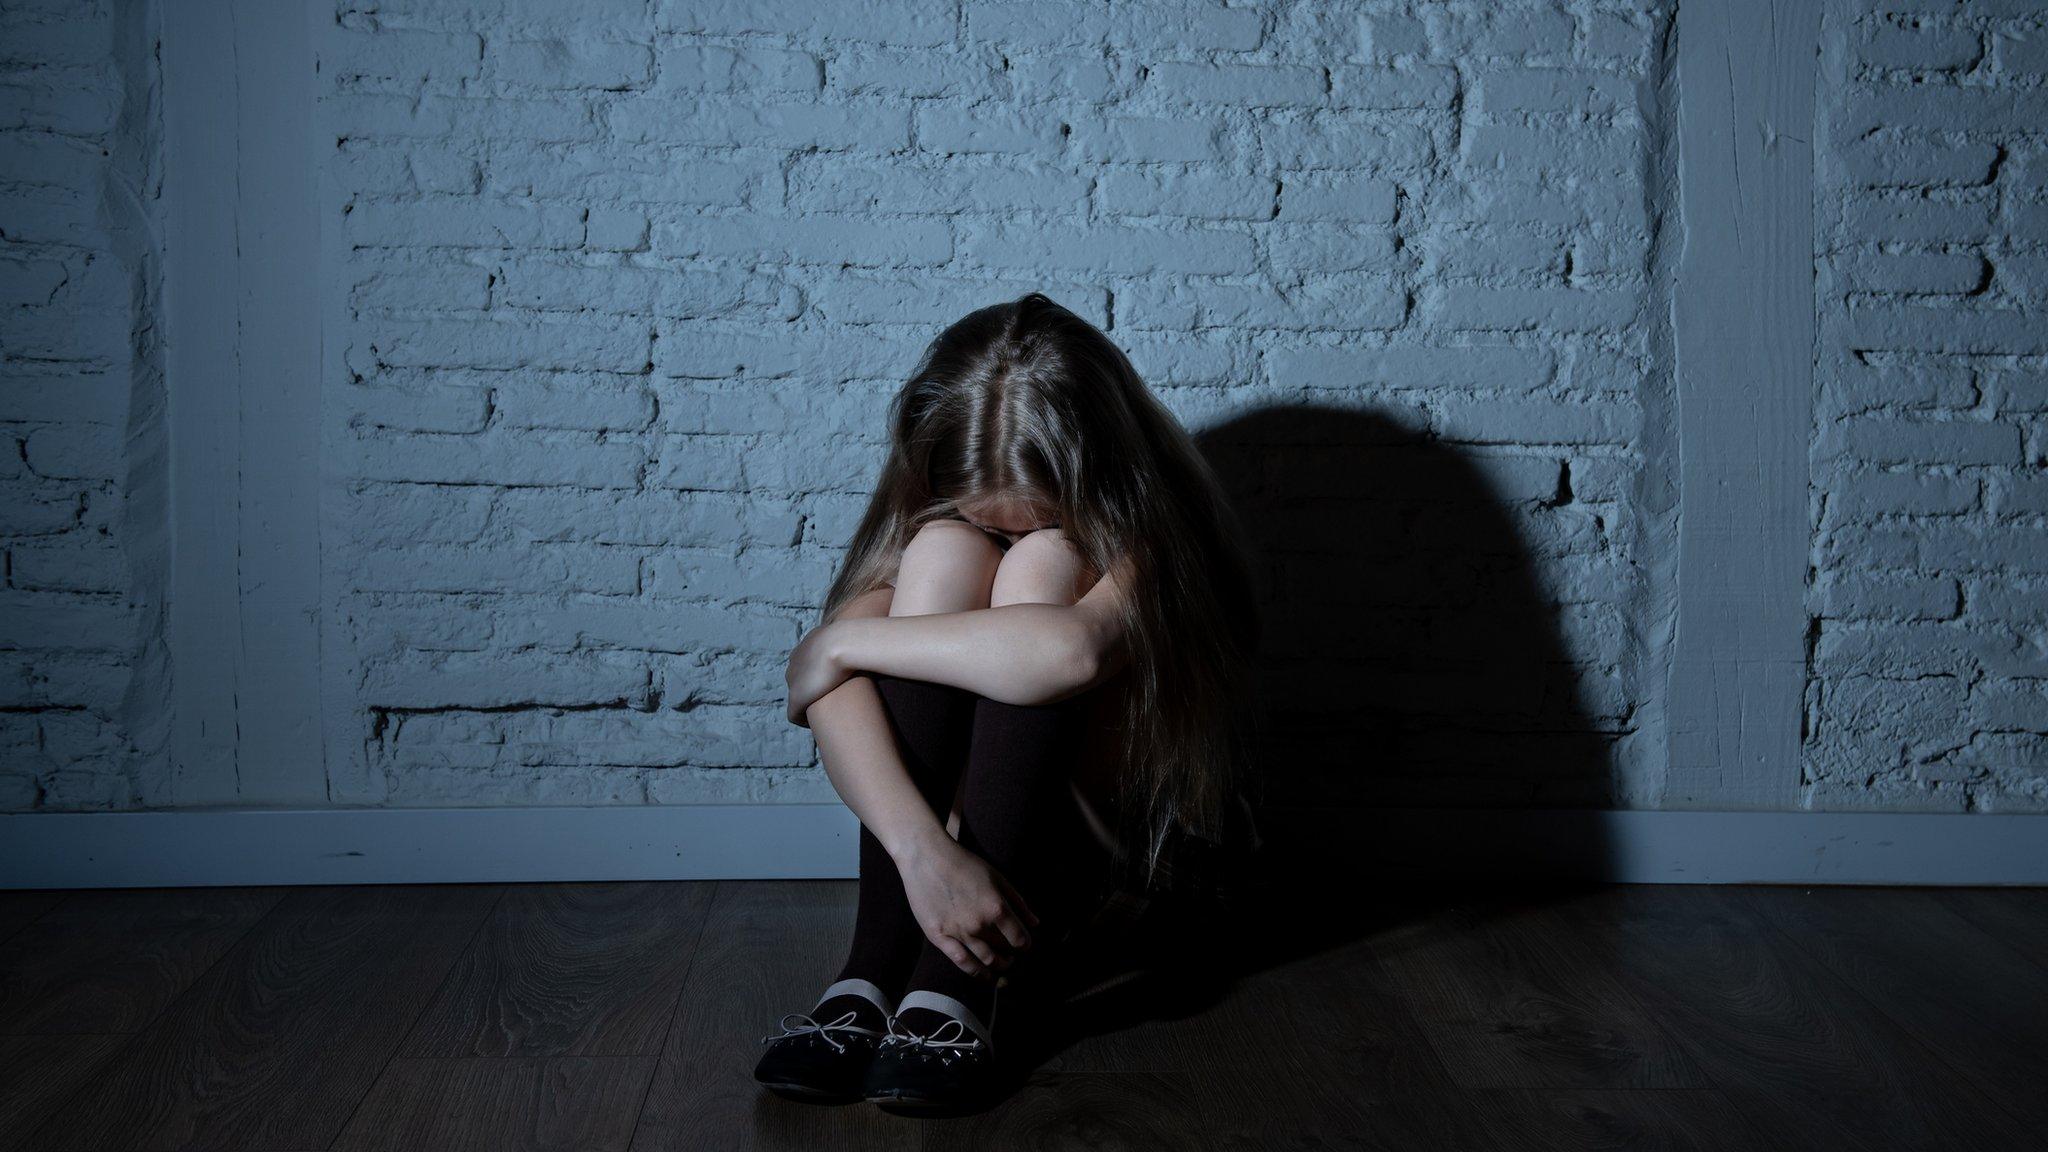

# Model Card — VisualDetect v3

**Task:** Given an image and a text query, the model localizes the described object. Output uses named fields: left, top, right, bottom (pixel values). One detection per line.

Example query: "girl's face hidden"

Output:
left=953, top=492, right=1059, bottom=545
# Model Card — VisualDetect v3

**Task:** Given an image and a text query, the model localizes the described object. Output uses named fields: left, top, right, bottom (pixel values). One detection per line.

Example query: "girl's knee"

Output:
left=990, top=527, right=1093, bottom=607
left=893, top=518, right=1003, bottom=615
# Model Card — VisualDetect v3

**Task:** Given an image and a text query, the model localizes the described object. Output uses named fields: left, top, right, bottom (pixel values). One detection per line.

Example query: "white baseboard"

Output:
left=1, top=805, right=2043, bottom=889
left=0, top=804, right=860, bottom=888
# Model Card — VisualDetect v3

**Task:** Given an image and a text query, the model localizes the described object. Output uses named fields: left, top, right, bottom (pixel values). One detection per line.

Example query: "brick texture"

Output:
left=0, top=0, right=2042, bottom=815
left=1808, top=1, right=2048, bottom=813
left=0, top=0, right=166, bottom=810
left=321, top=0, right=1674, bottom=809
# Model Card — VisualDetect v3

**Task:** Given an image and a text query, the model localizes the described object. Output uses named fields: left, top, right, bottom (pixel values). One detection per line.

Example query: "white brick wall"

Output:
left=1, top=0, right=2042, bottom=815
left=1807, top=1, right=2048, bottom=812
left=0, top=0, right=167, bottom=810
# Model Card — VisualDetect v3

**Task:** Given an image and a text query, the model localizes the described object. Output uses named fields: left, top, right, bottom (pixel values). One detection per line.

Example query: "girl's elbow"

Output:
left=1053, top=620, right=1107, bottom=698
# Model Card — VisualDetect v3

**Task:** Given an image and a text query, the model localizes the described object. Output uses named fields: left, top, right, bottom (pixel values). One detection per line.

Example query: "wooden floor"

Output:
left=1, top=879, right=2045, bottom=1151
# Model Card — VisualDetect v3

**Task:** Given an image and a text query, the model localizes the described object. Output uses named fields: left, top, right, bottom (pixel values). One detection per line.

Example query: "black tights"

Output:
left=833, top=673, right=1111, bottom=1027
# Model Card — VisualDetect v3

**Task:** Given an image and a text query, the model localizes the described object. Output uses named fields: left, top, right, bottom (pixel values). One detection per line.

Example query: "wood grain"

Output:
left=0, top=1033, right=129, bottom=1152
left=1938, top=886, right=2048, bottom=976
left=1739, top=885, right=2048, bottom=1130
left=1053, top=891, right=1497, bottom=1151
left=2, top=880, right=2043, bottom=1151
left=929, top=1070, right=1215, bottom=1151
left=1559, top=885, right=2038, bottom=1152
left=0, top=887, right=284, bottom=1035
left=0, top=893, right=63, bottom=949
left=1458, top=1089, right=1792, bottom=1152
left=18, top=884, right=499, bottom=1152
left=629, top=880, right=906, bottom=1152
left=401, top=882, right=715, bottom=1058
left=1365, top=887, right=1710, bottom=1090
left=334, top=1056, right=655, bottom=1152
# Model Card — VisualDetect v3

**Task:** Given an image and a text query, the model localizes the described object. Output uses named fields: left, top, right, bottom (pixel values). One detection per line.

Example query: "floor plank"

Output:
left=0, top=887, right=285, bottom=1035
left=1558, top=885, right=2039, bottom=1152
left=630, top=881, right=906, bottom=1152
left=333, top=1056, right=655, bottom=1152
left=0, top=892, right=64, bottom=949
left=1937, top=887, right=2048, bottom=977
left=0, top=1034, right=129, bottom=1152
left=920, top=1071, right=1215, bottom=1152
left=401, top=882, right=715, bottom=1058
left=17, top=884, right=500, bottom=1152
left=1, top=880, right=2042, bottom=1152
left=1365, top=886, right=1711, bottom=1090
left=1459, top=1089, right=1794, bottom=1152
left=1738, top=885, right=2048, bottom=1131
left=1171, top=965, right=1499, bottom=1152
left=1049, top=909, right=1500, bottom=1150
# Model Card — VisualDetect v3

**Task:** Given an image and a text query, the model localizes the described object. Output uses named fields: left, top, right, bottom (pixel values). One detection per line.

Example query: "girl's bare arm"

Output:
left=802, top=585, right=951, bottom=861
left=796, top=554, right=1135, bottom=716
left=798, top=583, right=1042, bottom=973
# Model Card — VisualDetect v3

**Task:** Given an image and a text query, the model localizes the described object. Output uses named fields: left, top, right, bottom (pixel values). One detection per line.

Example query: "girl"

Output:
left=753, top=292, right=1261, bottom=1112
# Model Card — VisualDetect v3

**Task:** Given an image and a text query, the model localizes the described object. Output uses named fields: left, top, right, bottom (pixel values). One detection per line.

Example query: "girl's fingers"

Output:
left=937, top=935, right=985, bottom=977
left=981, top=925, right=1018, bottom=962
left=993, top=913, right=1032, bottom=952
left=962, top=934, right=1002, bottom=969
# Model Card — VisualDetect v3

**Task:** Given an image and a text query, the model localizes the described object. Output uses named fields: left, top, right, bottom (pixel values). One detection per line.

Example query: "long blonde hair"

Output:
left=818, top=292, right=1261, bottom=890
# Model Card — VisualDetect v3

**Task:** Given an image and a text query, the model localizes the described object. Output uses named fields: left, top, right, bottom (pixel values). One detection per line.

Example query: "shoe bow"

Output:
left=880, top=1013, right=987, bottom=1062
left=760, top=1008, right=881, bottom=1054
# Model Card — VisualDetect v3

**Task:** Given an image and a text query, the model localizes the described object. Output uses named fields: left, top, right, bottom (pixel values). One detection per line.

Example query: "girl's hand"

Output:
left=785, top=621, right=853, bottom=726
left=894, top=828, right=1040, bottom=979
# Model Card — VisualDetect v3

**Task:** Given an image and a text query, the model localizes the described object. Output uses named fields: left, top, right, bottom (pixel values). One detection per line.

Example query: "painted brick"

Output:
left=1817, top=573, right=1961, bottom=620
left=1433, top=398, right=1639, bottom=445
left=1144, top=61, right=1324, bottom=107
left=351, top=433, right=647, bottom=488
left=652, top=213, right=950, bottom=266
left=608, top=98, right=910, bottom=151
left=1069, top=114, right=1228, bottom=165
left=1840, top=417, right=2023, bottom=467
left=660, top=0, right=953, bottom=47
left=1275, top=174, right=1397, bottom=223
left=22, top=423, right=121, bottom=481
left=347, top=199, right=586, bottom=249
left=1860, top=23, right=1982, bottom=71
left=1471, top=68, right=1637, bottom=116
left=1328, top=64, right=1457, bottom=109
left=324, top=29, right=481, bottom=81
left=490, top=38, right=654, bottom=90
left=3, top=0, right=2041, bottom=821
left=656, top=43, right=819, bottom=93
left=1097, top=171, right=1274, bottom=220
left=1425, top=286, right=1641, bottom=333
left=829, top=46, right=992, bottom=99
left=958, top=219, right=1256, bottom=275
left=1840, top=139, right=2000, bottom=187
left=916, top=106, right=1063, bottom=156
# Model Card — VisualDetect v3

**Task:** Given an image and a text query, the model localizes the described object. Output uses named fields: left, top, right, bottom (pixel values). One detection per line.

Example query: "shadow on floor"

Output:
left=1020, top=400, right=1623, bottom=1065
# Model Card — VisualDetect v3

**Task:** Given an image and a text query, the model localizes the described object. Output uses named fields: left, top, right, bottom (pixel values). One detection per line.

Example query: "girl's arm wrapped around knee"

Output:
left=797, top=583, right=952, bottom=863
left=785, top=556, right=1133, bottom=723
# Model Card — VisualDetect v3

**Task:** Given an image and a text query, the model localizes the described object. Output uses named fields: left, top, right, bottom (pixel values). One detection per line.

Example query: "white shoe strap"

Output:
left=895, top=988, right=993, bottom=1049
left=815, top=977, right=894, bottom=1017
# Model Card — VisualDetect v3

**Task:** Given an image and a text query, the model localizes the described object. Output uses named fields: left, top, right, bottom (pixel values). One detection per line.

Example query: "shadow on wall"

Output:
left=1195, top=402, right=1618, bottom=952
left=1031, top=402, right=1626, bottom=1062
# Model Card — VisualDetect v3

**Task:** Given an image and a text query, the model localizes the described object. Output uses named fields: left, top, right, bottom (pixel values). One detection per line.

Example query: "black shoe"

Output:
left=862, top=988, right=1003, bottom=1114
left=753, top=978, right=893, bottom=1103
